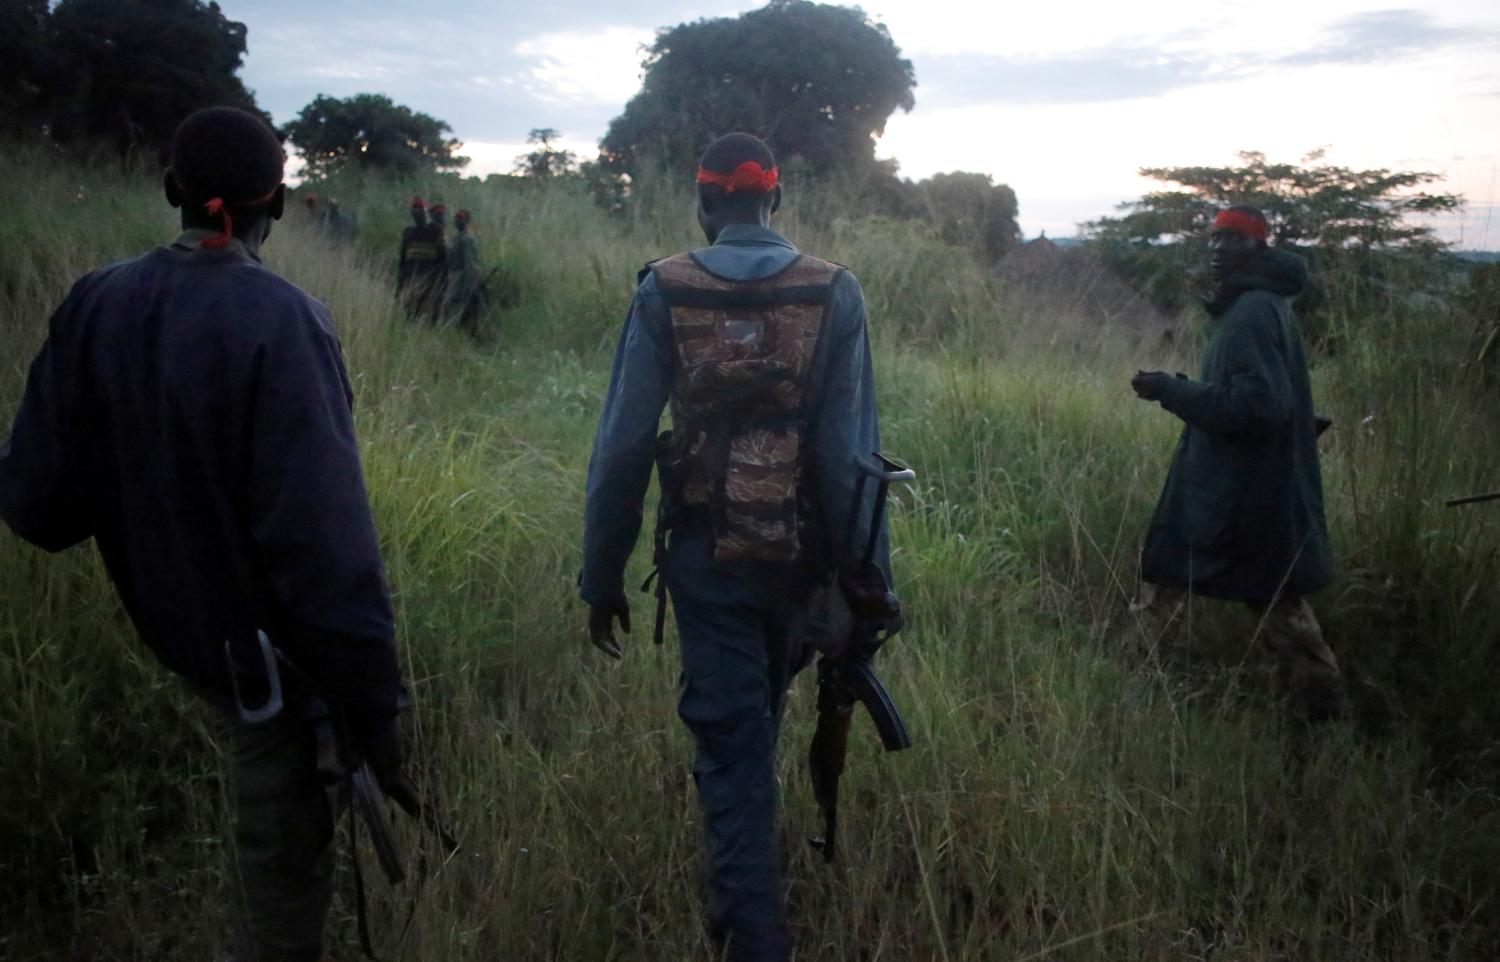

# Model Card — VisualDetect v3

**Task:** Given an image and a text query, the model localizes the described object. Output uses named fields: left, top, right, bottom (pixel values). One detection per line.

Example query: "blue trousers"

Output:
left=665, top=532, right=810, bottom=962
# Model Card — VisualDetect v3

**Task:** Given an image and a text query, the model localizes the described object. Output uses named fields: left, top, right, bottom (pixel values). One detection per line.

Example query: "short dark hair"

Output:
left=697, top=132, right=777, bottom=211
left=699, top=132, right=776, bottom=176
left=169, top=107, right=285, bottom=208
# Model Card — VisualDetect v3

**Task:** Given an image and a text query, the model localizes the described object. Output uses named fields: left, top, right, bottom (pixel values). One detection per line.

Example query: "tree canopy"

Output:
left=1084, top=151, right=1463, bottom=311
left=0, top=0, right=50, bottom=139
left=600, top=0, right=915, bottom=179
left=2, top=0, right=264, bottom=157
left=283, top=94, right=468, bottom=179
left=1089, top=151, right=1460, bottom=252
left=917, top=172, right=1021, bottom=263
left=514, top=129, right=578, bottom=179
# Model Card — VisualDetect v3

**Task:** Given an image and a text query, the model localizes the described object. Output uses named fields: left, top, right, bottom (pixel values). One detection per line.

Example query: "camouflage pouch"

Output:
left=652, top=252, right=842, bottom=562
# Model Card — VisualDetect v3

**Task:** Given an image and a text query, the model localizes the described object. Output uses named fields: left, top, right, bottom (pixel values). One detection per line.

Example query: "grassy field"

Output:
left=2, top=152, right=1499, bottom=961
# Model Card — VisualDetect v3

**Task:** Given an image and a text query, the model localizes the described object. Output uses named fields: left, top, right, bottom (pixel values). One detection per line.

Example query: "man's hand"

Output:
left=1131, top=370, right=1172, bottom=402
left=589, top=598, right=631, bottom=659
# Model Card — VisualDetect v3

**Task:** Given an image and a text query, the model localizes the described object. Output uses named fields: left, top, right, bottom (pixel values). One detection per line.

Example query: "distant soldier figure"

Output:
left=581, top=133, right=890, bottom=961
left=442, top=208, right=485, bottom=334
left=428, top=203, right=449, bottom=310
left=320, top=197, right=356, bottom=242
left=302, top=191, right=320, bottom=223
left=397, top=195, right=445, bottom=319
left=1130, top=204, right=1344, bottom=721
left=0, top=107, right=408, bottom=960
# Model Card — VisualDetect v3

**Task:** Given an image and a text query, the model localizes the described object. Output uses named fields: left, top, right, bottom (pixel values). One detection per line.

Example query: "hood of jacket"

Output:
left=1206, top=247, right=1309, bottom=316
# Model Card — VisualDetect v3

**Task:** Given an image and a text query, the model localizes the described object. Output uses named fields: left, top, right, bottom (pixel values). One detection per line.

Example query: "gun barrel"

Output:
left=807, top=687, right=854, bottom=863
left=352, top=764, right=406, bottom=885
left=1446, top=491, right=1500, bottom=507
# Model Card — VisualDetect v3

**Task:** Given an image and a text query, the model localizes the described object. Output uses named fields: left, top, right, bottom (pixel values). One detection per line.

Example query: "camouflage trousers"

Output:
left=227, top=709, right=337, bottom=962
left=1129, top=582, right=1343, bottom=714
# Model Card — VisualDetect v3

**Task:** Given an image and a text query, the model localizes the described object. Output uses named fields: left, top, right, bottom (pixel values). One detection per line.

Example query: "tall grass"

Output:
left=2, top=151, right=1498, bottom=960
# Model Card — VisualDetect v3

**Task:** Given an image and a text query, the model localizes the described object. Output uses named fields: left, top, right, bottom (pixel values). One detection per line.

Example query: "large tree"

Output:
left=1084, top=151, right=1462, bottom=311
left=514, top=128, right=578, bottom=179
left=600, top=0, right=915, bottom=179
left=917, top=172, right=1021, bottom=263
left=43, top=0, right=263, bottom=156
left=0, top=0, right=50, bottom=138
left=283, top=94, right=468, bottom=179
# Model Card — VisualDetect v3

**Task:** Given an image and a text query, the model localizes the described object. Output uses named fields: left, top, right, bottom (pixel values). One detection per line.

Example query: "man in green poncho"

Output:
left=442, top=208, right=486, bottom=335
left=1130, top=204, right=1344, bottom=721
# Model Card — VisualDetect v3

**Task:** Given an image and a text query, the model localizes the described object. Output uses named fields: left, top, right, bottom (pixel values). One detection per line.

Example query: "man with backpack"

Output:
left=580, top=132, right=890, bottom=961
left=397, top=195, right=446, bottom=319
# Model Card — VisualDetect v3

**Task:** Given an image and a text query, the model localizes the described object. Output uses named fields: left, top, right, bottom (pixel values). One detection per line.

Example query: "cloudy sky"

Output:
left=231, top=0, right=1499, bottom=246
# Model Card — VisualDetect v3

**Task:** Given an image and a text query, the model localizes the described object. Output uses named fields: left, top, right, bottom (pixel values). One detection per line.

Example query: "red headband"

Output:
left=697, top=161, right=779, bottom=194
left=411, top=196, right=427, bottom=209
left=1213, top=209, right=1268, bottom=242
left=201, top=186, right=280, bottom=250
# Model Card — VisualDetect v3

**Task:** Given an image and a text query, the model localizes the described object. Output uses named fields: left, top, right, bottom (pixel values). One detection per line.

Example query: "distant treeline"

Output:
left=2, top=0, right=1486, bottom=331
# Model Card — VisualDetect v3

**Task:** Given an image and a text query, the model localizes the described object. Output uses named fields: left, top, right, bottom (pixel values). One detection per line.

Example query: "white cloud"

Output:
left=461, top=136, right=601, bottom=178
left=867, top=0, right=1496, bottom=60
left=878, top=49, right=1500, bottom=244
left=232, top=0, right=1500, bottom=245
left=513, top=26, right=654, bottom=105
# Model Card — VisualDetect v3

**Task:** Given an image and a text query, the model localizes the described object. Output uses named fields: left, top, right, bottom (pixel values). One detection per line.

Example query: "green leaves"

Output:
left=1083, top=151, right=1464, bottom=316
left=1090, top=151, right=1460, bottom=252
left=600, top=1, right=917, bottom=180
left=10, top=0, right=264, bottom=157
left=283, top=94, right=468, bottom=179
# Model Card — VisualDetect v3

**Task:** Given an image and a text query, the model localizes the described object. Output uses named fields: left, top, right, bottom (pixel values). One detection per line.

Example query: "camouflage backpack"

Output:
left=402, top=225, right=444, bottom=266
left=652, top=251, right=844, bottom=563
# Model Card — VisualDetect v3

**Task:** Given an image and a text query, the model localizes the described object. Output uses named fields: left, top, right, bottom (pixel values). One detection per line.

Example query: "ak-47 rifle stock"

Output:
left=808, top=453, right=915, bottom=863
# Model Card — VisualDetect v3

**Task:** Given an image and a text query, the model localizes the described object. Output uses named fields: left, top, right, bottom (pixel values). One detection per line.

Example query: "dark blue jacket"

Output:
left=0, top=231, right=402, bottom=736
left=581, top=224, right=887, bottom=606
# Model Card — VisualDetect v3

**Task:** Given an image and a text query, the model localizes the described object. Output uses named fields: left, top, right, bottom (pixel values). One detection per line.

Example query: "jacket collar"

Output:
left=170, top=229, right=260, bottom=262
left=712, top=223, right=798, bottom=252
left=1205, top=247, right=1308, bottom=316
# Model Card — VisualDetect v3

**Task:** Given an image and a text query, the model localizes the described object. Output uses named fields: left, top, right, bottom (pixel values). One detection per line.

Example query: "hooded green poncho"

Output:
left=1141, top=247, right=1334, bottom=603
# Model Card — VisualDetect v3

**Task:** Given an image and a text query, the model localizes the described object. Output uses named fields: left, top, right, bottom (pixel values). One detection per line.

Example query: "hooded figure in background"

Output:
left=1130, top=204, right=1343, bottom=721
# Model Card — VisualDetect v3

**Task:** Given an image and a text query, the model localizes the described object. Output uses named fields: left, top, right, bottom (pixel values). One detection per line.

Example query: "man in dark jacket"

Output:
left=1130, top=204, right=1342, bottom=720
left=581, top=133, right=889, bottom=961
left=0, top=107, right=406, bottom=961
left=397, top=195, right=445, bottom=320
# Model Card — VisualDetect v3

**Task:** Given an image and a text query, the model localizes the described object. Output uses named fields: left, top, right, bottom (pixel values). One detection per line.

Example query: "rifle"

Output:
left=225, top=631, right=458, bottom=960
left=807, top=453, right=915, bottom=863
left=1447, top=491, right=1500, bottom=507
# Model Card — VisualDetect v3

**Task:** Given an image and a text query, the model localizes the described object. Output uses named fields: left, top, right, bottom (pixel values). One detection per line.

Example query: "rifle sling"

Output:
left=271, top=654, right=455, bottom=962
left=348, top=802, right=383, bottom=961
left=343, top=772, right=451, bottom=962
